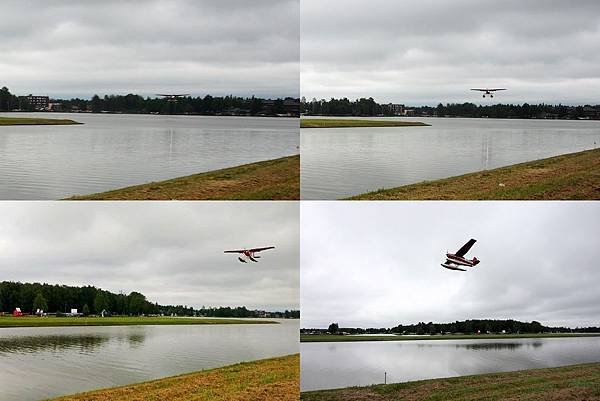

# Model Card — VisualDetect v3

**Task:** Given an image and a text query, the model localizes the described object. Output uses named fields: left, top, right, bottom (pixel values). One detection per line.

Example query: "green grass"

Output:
left=0, top=315, right=275, bottom=328
left=301, top=333, right=600, bottom=342
left=300, top=118, right=429, bottom=128
left=67, top=154, right=299, bottom=200
left=301, top=362, right=600, bottom=401
left=50, top=354, right=299, bottom=401
left=0, top=116, right=82, bottom=126
left=350, top=148, right=600, bottom=200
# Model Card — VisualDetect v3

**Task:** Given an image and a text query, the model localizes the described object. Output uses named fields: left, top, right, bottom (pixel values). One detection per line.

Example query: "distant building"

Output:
left=583, top=105, right=600, bottom=120
left=283, top=98, right=300, bottom=116
left=20, top=94, right=49, bottom=111
left=47, top=102, right=63, bottom=112
left=384, top=103, right=405, bottom=116
left=13, top=307, right=23, bottom=317
left=261, top=98, right=300, bottom=117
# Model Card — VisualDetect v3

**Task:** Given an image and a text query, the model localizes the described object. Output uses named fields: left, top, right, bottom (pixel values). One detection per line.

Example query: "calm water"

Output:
left=301, top=117, right=600, bottom=199
left=0, top=320, right=298, bottom=401
left=0, top=113, right=298, bottom=199
left=301, top=337, right=600, bottom=391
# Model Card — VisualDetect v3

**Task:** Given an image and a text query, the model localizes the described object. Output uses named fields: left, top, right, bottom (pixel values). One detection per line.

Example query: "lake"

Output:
left=300, top=117, right=600, bottom=199
left=0, top=113, right=298, bottom=200
left=0, top=320, right=298, bottom=401
left=301, top=336, right=600, bottom=391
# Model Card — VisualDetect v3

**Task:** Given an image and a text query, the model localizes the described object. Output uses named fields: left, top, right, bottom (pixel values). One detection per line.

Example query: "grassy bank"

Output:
left=50, top=354, right=299, bottom=401
left=0, top=316, right=274, bottom=328
left=0, top=116, right=82, bottom=126
left=301, top=333, right=600, bottom=343
left=301, top=362, right=600, bottom=401
left=351, top=148, right=600, bottom=200
left=67, top=154, right=299, bottom=200
left=300, top=119, right=429, bottom=128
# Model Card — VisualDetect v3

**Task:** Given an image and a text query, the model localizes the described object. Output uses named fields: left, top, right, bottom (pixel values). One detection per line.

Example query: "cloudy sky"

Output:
left=0, top=202, right=298, bottom=311
left=301, top=0, right=600, bottom=105
left=0, top=0, right=298, bottom=99
left=301, top=202, right=600, bottom=329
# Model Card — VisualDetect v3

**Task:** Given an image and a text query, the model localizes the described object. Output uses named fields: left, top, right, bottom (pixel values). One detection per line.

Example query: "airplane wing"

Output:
left=156, top=94, right=171, bottom=96
left=488, top=89, right=507, bottom=91
left=224, top=249, right=246, bottom=254
left=455, top=239, right=477, bottom=257
left=248, top=246, right=275, bottom=253
left=470, top=89, right=487, bottom=91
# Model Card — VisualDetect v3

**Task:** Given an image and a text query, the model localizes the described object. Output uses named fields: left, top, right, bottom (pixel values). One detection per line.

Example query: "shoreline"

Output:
left=67, top=154, right=300, bottom=200
left=2, top=111, right=298, bottom=118
left=301, top=332, right=600, bottom=343
left=0, top=316, right=275, bottom=328
left=350, top=147, right=600, bottom=200
left=50, top=354, right=299, bottom=401
left=301, top=362, right=600, bottom=400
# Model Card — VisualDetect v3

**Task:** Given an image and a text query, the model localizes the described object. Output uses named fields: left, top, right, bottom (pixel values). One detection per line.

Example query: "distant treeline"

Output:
left=301, top=319, right=599, bottom=335
left=0, top=86, right=299, bottom=116
left=302, top=97, right=385, bottom=116
left=0, top=281, right=299, bottom=318
left=301, top=97, right=600, bottom=119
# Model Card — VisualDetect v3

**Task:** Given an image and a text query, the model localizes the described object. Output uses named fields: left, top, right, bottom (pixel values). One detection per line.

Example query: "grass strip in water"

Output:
left=66, top=154, right=299, bottom=200
left=300, top=119, right=429, bottom=128
left=301, top=362, right=600, bottom=401
left=0, top=117, right=82, bottom=125
left=350, top=148, right=600, bottom=200
left=50, top=354, right=299, bottom=401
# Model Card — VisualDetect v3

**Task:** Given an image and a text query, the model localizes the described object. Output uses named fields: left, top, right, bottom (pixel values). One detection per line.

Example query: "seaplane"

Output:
left=470, top=88, right=507, bottom=98
left=441, top=239, right=480, bottom=271
left=224, top=246, right=275, bottom=263
left=156, top=94, right=190, bottom=102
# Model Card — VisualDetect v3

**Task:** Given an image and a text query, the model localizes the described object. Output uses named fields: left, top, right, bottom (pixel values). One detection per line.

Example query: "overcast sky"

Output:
left=0, top=202, right=298, bottom=311
left=0, top=0, right=298, bottom=99
left=301, top=202, right=600, bottom=329
left=301, top=0, right=600, bottom=105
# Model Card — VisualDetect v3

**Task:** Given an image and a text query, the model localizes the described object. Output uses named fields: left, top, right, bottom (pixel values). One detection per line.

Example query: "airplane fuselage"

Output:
left=239, top=250, right=261, bottom=263
left=445, top=253, right=479, bottom=266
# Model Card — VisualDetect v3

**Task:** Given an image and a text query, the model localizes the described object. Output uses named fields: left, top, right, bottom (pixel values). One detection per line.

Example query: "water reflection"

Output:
left=461, top=341, right=542, bottom=350
left=0, top=334, right=110, bottom=354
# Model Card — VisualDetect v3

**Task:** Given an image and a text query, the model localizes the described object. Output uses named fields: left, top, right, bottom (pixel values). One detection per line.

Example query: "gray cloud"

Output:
left=0, top=201, right=299, bottom=311
left=301, top=0, right=600, bottom=104
left=0, top=0, right=299, bottom=98
left=301, top=202, right=600, bottom=329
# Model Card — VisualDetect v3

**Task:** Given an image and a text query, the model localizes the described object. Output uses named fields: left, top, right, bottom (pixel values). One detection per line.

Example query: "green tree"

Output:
left=82, top=303, right=90, bottom=316
left=90, top=95, right=103, bottom=113
left=32, top=292, right=48, bottom=313
left=127, top=292, right=147, bottom=315
left=328, top=322, right=339, bottom=334
left=94, top=292, right=108, bottom=315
